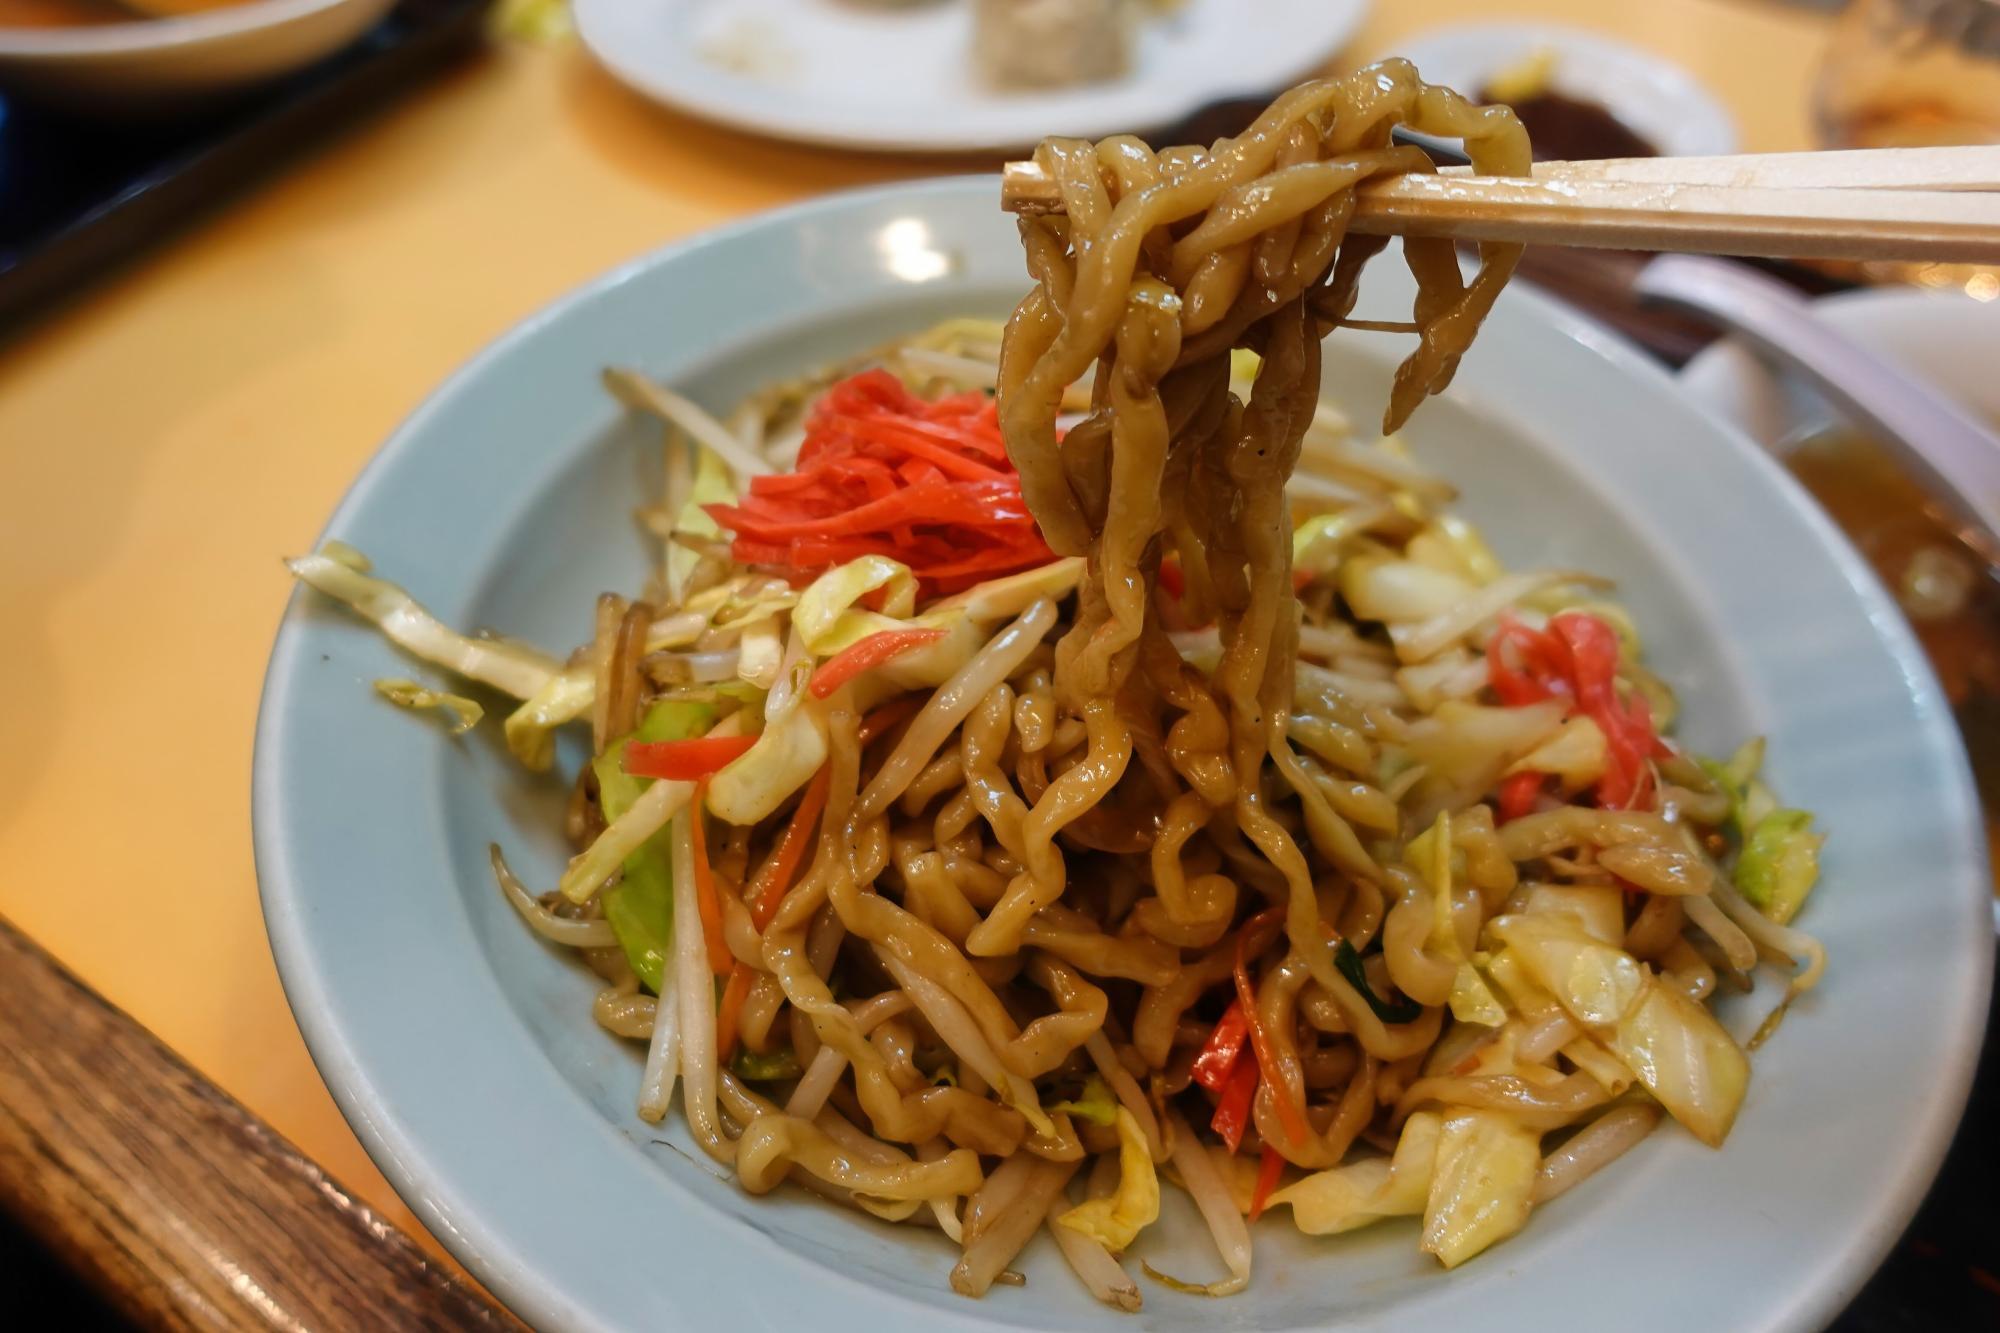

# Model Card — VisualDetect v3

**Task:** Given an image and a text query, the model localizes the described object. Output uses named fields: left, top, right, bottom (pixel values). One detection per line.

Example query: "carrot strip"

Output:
left=716, top=963, right=752, bottom=1061
left=808, top=627, right=947, bottom=699
left=1210, top=1056, right=1258, bottom=1153
left=1497, top=770, right=1544, bottom=823
left=687, top=781, right=734, bottom=976
left=1191, top=1000, right=1250, bottom=1092
left=715, top=769, right=832, bottom=1061
left=858, top=694, right=924, bottom=745
left=747, top=766, right=831, bottom=929
left=1248, top=1143, right=1286, bottom=1221
left=625, top=734, right=757, bottom=781
left=1233, top=907, right=1313, bottom=1150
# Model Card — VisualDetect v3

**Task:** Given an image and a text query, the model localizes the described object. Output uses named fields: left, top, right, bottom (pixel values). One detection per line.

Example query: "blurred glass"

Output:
left=1816, top=0, right=2000, bottom=293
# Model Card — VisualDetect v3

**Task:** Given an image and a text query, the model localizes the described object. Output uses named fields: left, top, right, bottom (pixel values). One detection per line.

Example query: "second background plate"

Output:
left=573, top=0, right=1371, bottom=153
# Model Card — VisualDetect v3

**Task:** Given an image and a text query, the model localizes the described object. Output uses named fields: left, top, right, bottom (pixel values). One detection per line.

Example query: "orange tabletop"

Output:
left=0, top=0, right=1834, bottom=1261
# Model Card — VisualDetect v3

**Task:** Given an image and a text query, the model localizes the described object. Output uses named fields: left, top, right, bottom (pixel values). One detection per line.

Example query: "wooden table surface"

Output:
left=0, top=0, right=1837, bottom=1286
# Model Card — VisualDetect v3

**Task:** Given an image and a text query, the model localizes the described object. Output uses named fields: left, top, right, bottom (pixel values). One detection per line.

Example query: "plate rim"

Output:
left=254, top=174, right=1993, bottom=1333
left=570, top=0, right=1372, bottom=153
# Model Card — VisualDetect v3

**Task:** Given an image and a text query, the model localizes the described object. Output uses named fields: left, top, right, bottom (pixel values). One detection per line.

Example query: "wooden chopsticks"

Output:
left=1502, top=146, right=2000, bottom=193
left=998, top=146, right=2000, bottom=263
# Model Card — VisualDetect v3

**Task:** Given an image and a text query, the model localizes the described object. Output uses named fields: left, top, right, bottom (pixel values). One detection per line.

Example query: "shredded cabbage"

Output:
left=1341, top=557, right=1477, bottom=623
left=1388, top=569, right=1613, bottom=664
left=1492, top=913, right=1646, bottom=1027
left=1407, top=515, right=1503, bottom=585
left=710, top=583, right=800, bottom=631
left=1604, top=979, right=1750, bottom=1146
left=1293, top=509, right=1391, bottom=582
left=1400, top=700, right=1566, bottom=805
left=1420, top=1110, right=1540, bottom=1268
left=786, top=556, right=1075, bottom=709
left=1411, top=812, right=1507, bottom=1025
left=1521, top=884, right=1625, bottom=947
left=1056, top=1108, right=1159, bottom=1252
left=927, top=557, right=1085, bottom=623
left=1696, top=737, right=1766, bottom=839
left=500, top=581, right=785, bottom=771
left=504, top=668, right=594, bottom=772
left=1272, top=1111, right=1440, bottom=1234
left=1493, top=913, right=1748, bottom=1146
left=706, top=700, right=827, bottom=826
left=372, top=679, right=482, bottom=734
left=669, top=446, right=737, bottom=603
left=1047, top=1074, right=1119, bottom=1127
left=1394, top=650, right=1488, bottom=713
left=793, top=556, right=920, bottom=654
left=1689, top=738, right=1821, bottom=923
left=1736, top=809, right=1823, bottom=924
left=1481, top=948, right=1561, bottom=1023
left=1504, top=715, right=1608, bottom=794
left=287, top=548, right=559, bottom=699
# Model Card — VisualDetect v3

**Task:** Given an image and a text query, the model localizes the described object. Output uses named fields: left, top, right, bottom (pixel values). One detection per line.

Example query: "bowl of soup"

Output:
left=0, top=0, right=393, bottom=105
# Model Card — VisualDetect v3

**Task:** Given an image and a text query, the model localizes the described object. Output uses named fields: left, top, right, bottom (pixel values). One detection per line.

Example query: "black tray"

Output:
left=0, top=0, right=490, bottom=332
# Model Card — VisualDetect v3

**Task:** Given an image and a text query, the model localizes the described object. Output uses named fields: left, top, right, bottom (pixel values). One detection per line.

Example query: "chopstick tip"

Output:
left=1001, top=160, right=1062, bottom=216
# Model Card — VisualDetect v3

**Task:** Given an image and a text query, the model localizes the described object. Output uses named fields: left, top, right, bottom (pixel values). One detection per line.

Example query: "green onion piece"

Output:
left=1335, top=940, right=1423, bottom=1023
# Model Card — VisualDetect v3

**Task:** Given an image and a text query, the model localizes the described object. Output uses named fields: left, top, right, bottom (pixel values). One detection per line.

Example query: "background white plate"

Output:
left=1394, top=22, right=1739, bottom=157
left=255, top=178, right=1990, bottom=1332
left=0, top=0, right=392, bottom=106
left=573, top=0, right=1371, bottom=152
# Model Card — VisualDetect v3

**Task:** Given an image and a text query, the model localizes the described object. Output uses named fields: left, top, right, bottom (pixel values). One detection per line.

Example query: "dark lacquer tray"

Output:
left=0, top=0, right=490, bottom=331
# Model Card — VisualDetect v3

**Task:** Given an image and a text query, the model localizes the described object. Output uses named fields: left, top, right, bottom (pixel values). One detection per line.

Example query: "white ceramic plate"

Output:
left=1394, top=22, right=1738, bottom=157
left=0, top=0, right=392, bottom=107
left=255, top=178, right=1991, bottom=1332
left=572, top=0, right=1370, bottom=153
